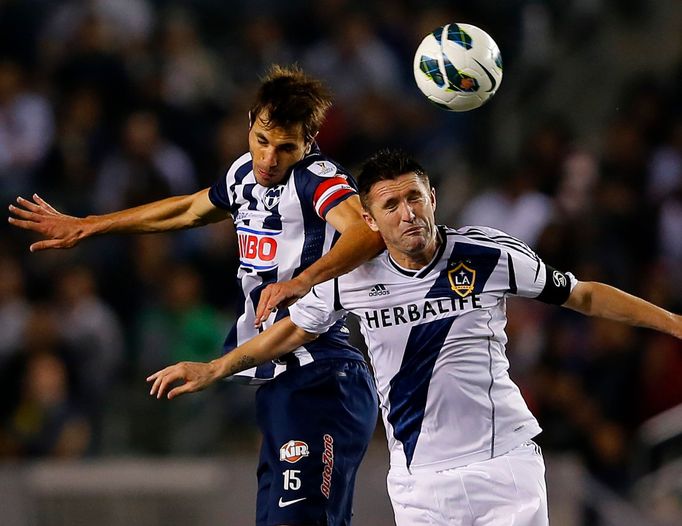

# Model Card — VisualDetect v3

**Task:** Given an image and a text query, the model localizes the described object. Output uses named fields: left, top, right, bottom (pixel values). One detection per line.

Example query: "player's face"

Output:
left=248, top=111, right=310, bottom=187
left=363, top=173, right=438, bottom=268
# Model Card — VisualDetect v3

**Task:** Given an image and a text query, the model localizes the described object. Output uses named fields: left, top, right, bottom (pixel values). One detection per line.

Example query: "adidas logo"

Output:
left=369, top=284, right=390, bottom=297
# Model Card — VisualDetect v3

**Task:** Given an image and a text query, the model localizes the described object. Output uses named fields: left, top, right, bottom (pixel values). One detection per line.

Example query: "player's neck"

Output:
left=389, top=230, right=441, bottom=271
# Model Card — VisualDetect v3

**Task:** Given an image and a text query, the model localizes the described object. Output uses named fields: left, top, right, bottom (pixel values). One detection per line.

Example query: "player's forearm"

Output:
left=209, top=318, right=318, bottom=379
left=296, top=222, right=384, bottom=288
left=87, top=192, right=211, bottom=237
left=565, top=281, right=682, bottom=339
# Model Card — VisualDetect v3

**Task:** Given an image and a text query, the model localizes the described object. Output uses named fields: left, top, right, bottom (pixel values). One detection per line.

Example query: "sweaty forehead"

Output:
left=369, top=173, right=427, bottom=201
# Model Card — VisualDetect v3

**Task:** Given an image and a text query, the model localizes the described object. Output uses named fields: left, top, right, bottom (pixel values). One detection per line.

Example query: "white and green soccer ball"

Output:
left=413, top=23, right=503, bottom=112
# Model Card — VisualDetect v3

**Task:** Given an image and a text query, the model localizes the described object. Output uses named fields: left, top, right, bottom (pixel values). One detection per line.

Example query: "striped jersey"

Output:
left=290, top=225, right=577, bottom=472
left=208, top=148, right=364, bottom=383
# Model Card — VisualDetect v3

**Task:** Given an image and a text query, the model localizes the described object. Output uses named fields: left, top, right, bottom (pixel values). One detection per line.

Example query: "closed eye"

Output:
left=383, top=200, right=398, bottom=211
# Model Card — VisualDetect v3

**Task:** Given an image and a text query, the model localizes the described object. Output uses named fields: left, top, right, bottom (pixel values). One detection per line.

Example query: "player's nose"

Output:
left=399, top=201, right=416, bottom=221
left=262, top=147, right=278, bottom=167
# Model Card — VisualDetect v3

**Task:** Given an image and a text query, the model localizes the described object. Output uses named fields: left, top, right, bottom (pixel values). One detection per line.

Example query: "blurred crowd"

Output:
left=0, top=0, right=681, bottom=508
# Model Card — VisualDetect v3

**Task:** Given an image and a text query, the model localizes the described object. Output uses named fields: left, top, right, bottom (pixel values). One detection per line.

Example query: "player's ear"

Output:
left=248, top=111, right=253, bottom=129
left=305, top=132, right=317, bottom=154
left=362, top=211, right=379, bottom=232
left=430, top=187, right=436, bottom=211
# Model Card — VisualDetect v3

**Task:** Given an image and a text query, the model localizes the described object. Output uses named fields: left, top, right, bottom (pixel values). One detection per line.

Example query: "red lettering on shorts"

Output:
left=320, top=433, right=334, bottom=498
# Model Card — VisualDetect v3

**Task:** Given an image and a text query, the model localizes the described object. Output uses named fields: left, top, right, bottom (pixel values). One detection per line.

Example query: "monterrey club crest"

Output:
left=264, top=186, right=283, bottom=210
left=448, top=262, right=476, bottom=298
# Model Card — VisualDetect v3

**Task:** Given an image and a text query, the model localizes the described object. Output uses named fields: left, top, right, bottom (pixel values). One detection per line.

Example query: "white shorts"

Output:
left=387, top=441, right=549, bottom=526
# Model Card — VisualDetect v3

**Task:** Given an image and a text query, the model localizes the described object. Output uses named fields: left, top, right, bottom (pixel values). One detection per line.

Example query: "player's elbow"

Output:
left=296, top=327, right=320, bottom=343
left=187, top=189, right=227, bottom=227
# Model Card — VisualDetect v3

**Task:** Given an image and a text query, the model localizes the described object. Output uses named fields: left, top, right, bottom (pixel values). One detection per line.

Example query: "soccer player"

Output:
left=8, top=65, right=382, bottom=526
left=148, top=149, right=682, bottom=526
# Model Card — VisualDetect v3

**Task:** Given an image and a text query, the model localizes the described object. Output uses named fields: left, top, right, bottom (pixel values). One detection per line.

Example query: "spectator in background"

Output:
left=98, top=234, right=177, bottom=329
left=53, top=265, right=124, bottom=448
left=222, top=16, right=295, bottom=103
left=35, top=87, right=110, bottom=215
left=136, top=264, right=226, bottom=373
left=133, top=264, right=230, bottom=455
left=158, top=9, right=222, bottom=111
left=647, top=118, right=682, bottom=297
left=459, top=165, right=555, bottom=247
left=0, top=350, right=91, bottom=458
left=0, top=257, right=30, bottom=368
left=43, top=0, right=154, bottom=56
left=93, top=110, right=197, bottom=213
left=0, top=58, right=55, bottom=201
left=303, top=12, right=403, bottom=104
left=0, top=305, right=91, bottom=458
left=50, top=11, right=133, bottom=128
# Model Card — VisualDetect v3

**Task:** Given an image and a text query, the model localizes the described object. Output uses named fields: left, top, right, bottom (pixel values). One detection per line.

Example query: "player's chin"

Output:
left=402, top=235, right=429, bottom=252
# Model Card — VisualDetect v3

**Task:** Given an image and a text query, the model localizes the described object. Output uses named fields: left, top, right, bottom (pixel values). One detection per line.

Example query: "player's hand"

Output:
left=8, top=194, right=87, bottom=252
left=254, top=276, right=312, bottom=327
left=147, top=361, right=220, bottom=400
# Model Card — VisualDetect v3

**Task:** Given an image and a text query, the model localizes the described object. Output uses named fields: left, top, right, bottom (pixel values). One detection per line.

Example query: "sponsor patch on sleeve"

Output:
left=307, top=160, right=338, bottom=178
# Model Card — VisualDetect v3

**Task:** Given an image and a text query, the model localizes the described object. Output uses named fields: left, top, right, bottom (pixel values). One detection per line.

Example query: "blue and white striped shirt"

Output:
left=209, top=148, right=364, bottom=383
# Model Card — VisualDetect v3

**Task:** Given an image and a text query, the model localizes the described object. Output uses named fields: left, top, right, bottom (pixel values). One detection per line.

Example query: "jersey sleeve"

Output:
left=208, top=174, right=231, bottom=210
left=295, top=158, right=357, bottom=220
left=289, top=279, right=346, bottom=334
left=482, top=227, right=578, bottom=305
left=208, top=153, right=253, bottom=211
left=462, top=226, right=578, bottom=305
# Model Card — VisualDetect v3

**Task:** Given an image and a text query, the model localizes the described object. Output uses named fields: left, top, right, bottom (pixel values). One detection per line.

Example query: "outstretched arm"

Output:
left=147, top=317, right=317, bottom=399
left=254, top=195, right=384, bottom=326
left=563, top=281, right=682, bottom=339
left=8, top=189, right=228, bottom=252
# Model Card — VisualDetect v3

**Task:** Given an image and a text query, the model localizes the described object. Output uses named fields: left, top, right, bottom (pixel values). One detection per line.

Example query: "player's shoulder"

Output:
left=451, top=225, right=539, bottom=259
left=337, top=250, right=389, bottom=289
left=303, top=157, right=341, bottom=178
left=455, top=225, right=525, bottom=245
left=456, top=224, right=510, bottom=238
left=290, top=152, right=358, bottom=216
left=294, top=152, right=352, bottom=181
left=225, top=152, right=253, bottom=182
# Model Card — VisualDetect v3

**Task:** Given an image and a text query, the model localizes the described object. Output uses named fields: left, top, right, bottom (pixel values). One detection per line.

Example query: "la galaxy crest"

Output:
left=448, top=262, right=476, bottom=298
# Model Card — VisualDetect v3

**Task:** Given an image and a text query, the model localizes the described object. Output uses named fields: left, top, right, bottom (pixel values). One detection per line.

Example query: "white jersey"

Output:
left=290, top=225, right=577, bottom=472
left=208, top=147, right=364, bottom=383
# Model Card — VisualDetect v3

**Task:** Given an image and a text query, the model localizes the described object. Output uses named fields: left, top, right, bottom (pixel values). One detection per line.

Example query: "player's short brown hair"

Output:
left=357, top=149, right=430, bottom=209
left=249, top=65, right=332, bottom=144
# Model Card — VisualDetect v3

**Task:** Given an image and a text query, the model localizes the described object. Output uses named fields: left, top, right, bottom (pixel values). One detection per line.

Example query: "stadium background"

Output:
left=0, top=0, right=681, bottom=524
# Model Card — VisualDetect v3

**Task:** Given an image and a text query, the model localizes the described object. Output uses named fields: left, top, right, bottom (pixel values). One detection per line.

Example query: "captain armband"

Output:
left=535, top=265, right=574, bottom=305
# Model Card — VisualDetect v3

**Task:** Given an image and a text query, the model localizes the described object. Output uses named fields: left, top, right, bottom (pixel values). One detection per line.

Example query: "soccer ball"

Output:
left=413, top=23, right=503, bottom=112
